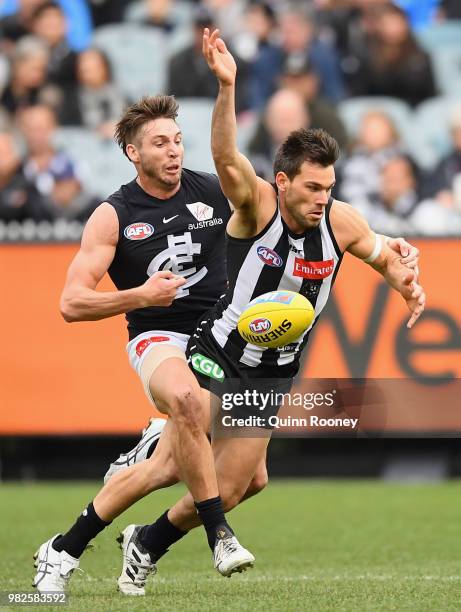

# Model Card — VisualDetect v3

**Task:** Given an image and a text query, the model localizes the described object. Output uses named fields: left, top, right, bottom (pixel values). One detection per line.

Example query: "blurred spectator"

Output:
left=279, top=56, right=348, bottom=149
left=425, top=108, right=461, bottom=202
left=0, top=36, right=58, bottom=115
left=16, top=105, right=99, bottom=221
left=438, top=0, right=461, bottom=20
left=349, top=4, right=436, bottom=106
left=338, top=110, right=403, bottom=205
left=141, top=0, right=177, bottom=33
left=0, top=129, right=49, bottom=221
left=88, top=0, right=131, bottom=27
left=248, top=88, right=309, bottom=180
left=279, top=7, right=345, bottom=104
left=394, top=0, right=439, bottom=30
left=30, top=2, right=77, bottom=90
left=202, top=0, right=247, bottom=43
left=59, top=48, right=126, bottom=138
left=239, top=1, right=284, bottom=111
left=0, top=0, right=93, bottom=52
left=167, top=7, right=249, bottom=113
left=0, top=0, right=45, bottom=54
left=354, top=155, right=461, bottom=235
left=316, top=0, right=390, bottom=89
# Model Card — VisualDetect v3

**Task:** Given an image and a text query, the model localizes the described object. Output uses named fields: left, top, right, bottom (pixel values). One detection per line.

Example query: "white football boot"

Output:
left=104, top=418, right=166, bottom=484
left=117, top=525, right=156, bottom=596
left=33, top=535, right=79, bottom=593
left=213, top=529, right=255, bottom=577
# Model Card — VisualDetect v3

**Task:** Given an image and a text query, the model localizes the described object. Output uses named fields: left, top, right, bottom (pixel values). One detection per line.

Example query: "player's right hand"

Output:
left=140, top=271, right=186, bottom=307
left=202, top=28, right=237, bottom=86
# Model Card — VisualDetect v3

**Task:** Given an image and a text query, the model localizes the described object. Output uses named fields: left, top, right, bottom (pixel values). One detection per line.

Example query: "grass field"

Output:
left=1, top=480, right=460, bottom=611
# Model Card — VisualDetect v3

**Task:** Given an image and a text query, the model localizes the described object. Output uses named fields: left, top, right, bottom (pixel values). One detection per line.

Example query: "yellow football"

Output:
left=237, top=290, right=315, bottom=349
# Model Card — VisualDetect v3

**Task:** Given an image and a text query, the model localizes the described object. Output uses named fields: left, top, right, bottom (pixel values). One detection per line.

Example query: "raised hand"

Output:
left=202, top=27, right=237, bottom=86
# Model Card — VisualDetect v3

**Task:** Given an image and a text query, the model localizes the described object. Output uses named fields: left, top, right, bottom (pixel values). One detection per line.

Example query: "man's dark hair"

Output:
left=31, top=2, right=63, bottom=22
left=115, top=95, right=179, bottom=158
left=273, top=128, right=340, bottom=179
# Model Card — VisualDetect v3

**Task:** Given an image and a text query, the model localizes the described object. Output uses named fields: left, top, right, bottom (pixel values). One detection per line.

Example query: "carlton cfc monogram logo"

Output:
left=124, top=222, right=154, bottom=240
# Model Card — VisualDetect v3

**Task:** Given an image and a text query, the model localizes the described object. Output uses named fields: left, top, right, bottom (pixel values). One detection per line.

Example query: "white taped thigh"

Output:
left=139, top=345, right=187, bottom=405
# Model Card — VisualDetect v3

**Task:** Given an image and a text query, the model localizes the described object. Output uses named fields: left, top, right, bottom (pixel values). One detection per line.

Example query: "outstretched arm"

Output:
left=332, top=201, right=425, bottom=328
left=202, top=28, right=260, bottom=211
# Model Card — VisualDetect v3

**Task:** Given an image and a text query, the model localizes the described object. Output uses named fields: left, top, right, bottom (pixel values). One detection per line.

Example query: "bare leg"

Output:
left=149, top=358, right=219, bottom=503
left=94, top=420, right=179, bottom=521
left=167, top=436, right=270, bottom=531
left=241, top=451, right=268, bottom=501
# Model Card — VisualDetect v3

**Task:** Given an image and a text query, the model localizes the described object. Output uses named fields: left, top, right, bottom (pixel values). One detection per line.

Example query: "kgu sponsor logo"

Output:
left=293, top=258, right=334, bottom=279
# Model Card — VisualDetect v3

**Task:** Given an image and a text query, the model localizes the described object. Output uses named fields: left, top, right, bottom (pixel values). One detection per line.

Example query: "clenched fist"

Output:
left=139, top=271, right=186, bottom=307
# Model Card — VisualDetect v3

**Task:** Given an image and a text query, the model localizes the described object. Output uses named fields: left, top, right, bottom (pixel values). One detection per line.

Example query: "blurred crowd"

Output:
left=1, top=0, right=461, bottom=238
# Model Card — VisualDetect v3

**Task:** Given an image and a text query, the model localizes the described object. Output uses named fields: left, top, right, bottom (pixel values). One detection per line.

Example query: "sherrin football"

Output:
left=237, top=290, right=315, bottom=349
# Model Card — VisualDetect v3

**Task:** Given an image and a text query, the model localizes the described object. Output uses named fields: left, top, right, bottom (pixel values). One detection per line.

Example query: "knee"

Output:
left=247, top=470, right=268, bottom=497
left=168, top=385, right=203, bottom=430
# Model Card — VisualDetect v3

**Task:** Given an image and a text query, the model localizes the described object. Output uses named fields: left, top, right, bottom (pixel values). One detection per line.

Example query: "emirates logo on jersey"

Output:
left=186, top=202, right=214, bottom=221
left=124, top=222, right=154, bottom=241
left=293, top=258, right=334, bottom=279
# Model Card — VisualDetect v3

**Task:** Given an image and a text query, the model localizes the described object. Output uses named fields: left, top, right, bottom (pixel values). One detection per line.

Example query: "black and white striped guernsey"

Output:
left=196, top=198, right=343, bottom=377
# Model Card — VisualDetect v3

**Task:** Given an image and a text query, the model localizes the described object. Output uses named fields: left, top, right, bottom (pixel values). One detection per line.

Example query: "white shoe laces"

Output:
left=124, top=550, right=156, bottom=587
left=216, top=536, right=238, bottom=558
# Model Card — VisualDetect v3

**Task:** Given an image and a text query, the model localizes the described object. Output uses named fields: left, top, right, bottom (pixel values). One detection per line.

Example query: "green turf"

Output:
left=1, top=481, right=460, bottom=611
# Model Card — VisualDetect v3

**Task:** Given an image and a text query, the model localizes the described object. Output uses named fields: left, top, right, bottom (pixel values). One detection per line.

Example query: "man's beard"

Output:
left=141, top=162, right=181, bottom=186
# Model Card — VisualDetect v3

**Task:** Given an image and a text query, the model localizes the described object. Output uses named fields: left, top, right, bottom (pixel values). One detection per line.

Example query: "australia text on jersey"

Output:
left=186, top=201, right=223, bottom=231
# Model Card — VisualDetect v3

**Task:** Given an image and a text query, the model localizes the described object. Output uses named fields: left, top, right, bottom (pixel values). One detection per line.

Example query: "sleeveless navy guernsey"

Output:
left=106, top=169, right=231, bottom=340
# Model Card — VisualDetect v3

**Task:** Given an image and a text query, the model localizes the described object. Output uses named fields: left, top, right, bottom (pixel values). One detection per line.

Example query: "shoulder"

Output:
left=82, top=202, right=119, bottom=247
left=329, top=199, right=370, bottom=252
left=105, top=181, right=137, bottom=211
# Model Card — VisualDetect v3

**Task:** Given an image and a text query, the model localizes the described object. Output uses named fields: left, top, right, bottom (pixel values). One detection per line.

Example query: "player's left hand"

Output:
left=202, top=27, right=237, bottom=86
left=400, top=271, right=426, bottom=328
left=386, top=237, right=419, bottom=279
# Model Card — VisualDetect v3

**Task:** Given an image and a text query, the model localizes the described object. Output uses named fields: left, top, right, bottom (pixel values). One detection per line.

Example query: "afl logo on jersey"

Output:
left=257, top=246, right=283, bottom=267
left=124, top=222, right=154, bottom=241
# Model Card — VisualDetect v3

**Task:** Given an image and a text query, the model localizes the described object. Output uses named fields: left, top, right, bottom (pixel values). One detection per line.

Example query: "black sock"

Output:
left=138, top=510, right=187, bottom=562
left=52, top=502, right=111, bottom=558
left=195, top=496, right=233, bottom=550
left=146, top=438, right=159, bottom=459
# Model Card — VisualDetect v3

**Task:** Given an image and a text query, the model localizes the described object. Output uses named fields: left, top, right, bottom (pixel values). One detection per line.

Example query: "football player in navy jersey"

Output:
left=112, top=28, right=425, bottom=588
left=32, top=93, right=421, bottom=594
left=33, top=95, right=256, bottom=595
